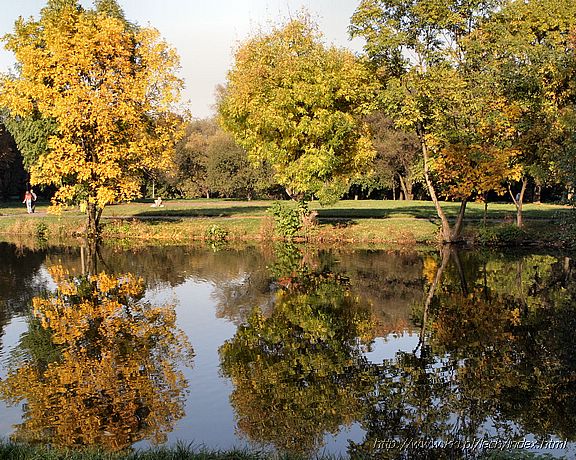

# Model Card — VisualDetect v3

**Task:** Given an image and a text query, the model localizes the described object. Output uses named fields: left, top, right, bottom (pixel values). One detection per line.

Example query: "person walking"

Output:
left=23, top=190, right=34, bottom=213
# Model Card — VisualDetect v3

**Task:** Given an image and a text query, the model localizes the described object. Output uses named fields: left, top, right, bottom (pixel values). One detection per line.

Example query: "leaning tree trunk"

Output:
left=398, top=174, right=414, bottom=201
left=417, top=125, right=467, bottom=243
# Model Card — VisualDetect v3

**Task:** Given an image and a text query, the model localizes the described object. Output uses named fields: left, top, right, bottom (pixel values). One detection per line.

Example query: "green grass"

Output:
left=0, top=199, right=573, bottom=247
left=312, top=199, right=570, bottom=220
left=1, top=198, right=570, bottom=220
left=0, top=442, right=271, bottom=460
left=0, top=441, right=565, bottom=460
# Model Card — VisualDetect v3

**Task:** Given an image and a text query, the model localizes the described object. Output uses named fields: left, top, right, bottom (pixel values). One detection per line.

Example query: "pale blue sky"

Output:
left=0, top=0, right=364, bottom=119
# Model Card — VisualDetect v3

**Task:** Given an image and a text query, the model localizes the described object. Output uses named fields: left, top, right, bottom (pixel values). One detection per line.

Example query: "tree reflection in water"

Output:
left=219, top=244, right=378, bottom=455
left=1, top=242, right=575, bottom=457
left=352, top=250, right=576, bottom=459
left=0, top=266, right=194, bottom=451
left=220, top=245, right=576, bottom=459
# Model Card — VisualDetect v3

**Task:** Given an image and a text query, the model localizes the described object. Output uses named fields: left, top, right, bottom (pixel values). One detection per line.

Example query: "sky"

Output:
left=0, top=0, right=365, bottom=119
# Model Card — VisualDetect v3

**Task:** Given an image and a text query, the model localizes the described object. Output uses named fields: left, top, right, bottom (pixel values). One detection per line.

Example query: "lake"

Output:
left=0, top=240, right=575, bottom=459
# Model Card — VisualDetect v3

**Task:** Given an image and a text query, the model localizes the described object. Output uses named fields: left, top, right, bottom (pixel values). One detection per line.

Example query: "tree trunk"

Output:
left=86, top=201, right=103, bottom=241
left=398, top=174, right=413, bottom=201
left=509, top=177, right=527, bottom=228
left=483, top=194, right=488, bottom=227
left=417, top=125, right=466, bottom=243
left=451, top=199, right=468, bottom=241
left=563, top=257, right=571, bottom=287
left=285, top=187, right=304, bottom=201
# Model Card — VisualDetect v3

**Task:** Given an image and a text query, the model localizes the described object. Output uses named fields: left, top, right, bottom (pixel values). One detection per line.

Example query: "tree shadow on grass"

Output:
left=316, top=205, right=442, bottom=220
left=317, top=204, right=570, bottom=220
left=318, top=217, right=358, bottom=228
left=135, top=206, right=270, bottom=218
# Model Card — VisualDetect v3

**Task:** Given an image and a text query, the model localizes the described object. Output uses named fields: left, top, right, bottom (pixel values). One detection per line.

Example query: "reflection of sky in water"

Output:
left=0, top=245, right=575, bottom=458
left=0, top=318, right=28, bottom=436
left=365, top=333, right=421, bottom=363
left=138, top=279, right=243, bottom=451
left=0, top=264, right=405, bottom=455
left=139, top=278, right=398, bottom=455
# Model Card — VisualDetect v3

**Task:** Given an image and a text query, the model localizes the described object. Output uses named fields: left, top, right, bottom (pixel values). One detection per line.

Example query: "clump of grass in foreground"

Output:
left=0, top=442, right=270, bottom=460
left=0, top=442, right=565, bottom=460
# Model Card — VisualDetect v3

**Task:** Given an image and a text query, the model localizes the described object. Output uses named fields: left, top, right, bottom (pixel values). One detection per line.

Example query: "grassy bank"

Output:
left=0, top=442, right=267, bottom=460
left=0, top=199, right=572, bottom=247
left=0, top=441, right=564, bottom=460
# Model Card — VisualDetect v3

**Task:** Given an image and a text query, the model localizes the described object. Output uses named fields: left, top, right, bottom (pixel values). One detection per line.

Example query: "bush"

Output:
left=476, top=224, right=526, bottom=246
left=35, top=222, right=49, bottom=241
left=204, top=224, right=228, bottom=242
left=268, top=202, right=306, bottom=240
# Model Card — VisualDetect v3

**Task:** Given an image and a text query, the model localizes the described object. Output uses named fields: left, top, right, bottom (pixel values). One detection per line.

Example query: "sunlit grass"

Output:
left=1, top=198, right=570, bottom=220
left=0, top=198, right=572, bottom=246
left=0, top=441, right=564, bottom=460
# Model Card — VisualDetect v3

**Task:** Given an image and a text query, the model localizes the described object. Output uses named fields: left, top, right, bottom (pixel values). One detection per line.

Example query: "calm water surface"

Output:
left=0, top=241, right=575, bottom=458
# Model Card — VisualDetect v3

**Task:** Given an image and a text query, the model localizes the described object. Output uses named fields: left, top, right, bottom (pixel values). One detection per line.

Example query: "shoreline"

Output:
left=0, top=216, right=572, bottom=250
left=0, top=200, right=573, bottom=249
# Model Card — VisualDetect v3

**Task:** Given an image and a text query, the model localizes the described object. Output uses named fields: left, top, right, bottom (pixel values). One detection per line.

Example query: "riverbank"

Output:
left=0, top=441, right=564, bottom=460
left=0, top=199, right=572, bottom=248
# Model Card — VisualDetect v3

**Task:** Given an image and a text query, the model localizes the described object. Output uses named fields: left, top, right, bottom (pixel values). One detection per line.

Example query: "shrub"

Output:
left=204, top=224, right=228, bottom=242
left=35, top=222, right=49, bottom=241
left=268, top=202, right=303, bottom=240
left=476, top=224, right=526, bottom=246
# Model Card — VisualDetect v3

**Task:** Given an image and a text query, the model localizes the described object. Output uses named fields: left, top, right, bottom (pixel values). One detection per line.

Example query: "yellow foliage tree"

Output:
left=219, top=16, right=379, bottom=202
left=0, top=267, right=193, bottom=451
left=0, top=0, right=183, bottom=238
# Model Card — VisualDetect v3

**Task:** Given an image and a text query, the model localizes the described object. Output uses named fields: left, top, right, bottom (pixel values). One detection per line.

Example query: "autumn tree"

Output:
left=350, top=0, right=521, bottom=242
left=467, top=0, right=576, bottom=226
left=218, top=16, right=379, bottom=202
left=0, top=0, right=183, bottom=238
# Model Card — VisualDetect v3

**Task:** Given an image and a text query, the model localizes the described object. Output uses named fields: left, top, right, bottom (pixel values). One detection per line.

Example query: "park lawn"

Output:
left=313, top=199, right=571, bottom=220
left=0, top=200, right=53, bottom=216
left=103, top=199, right=272, bottom=218
left=102, top=198, right=571, bottom=221
left=1, top=198, right=570, bottom=220
left=0, top=198, right=572, bottom=246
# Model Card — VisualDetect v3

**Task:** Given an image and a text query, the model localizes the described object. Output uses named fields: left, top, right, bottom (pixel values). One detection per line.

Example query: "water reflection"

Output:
left=352, top=250, right=576, bottom=459
left=0, top=242, right=575, bottom=458
left=0, top=266, right=194, bottom=451
left=219, top=245, right=377, bottom=455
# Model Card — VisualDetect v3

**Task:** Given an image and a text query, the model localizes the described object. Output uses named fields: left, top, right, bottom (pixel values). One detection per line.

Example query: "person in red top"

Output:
left=23, top=190, right=36, bottom=213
